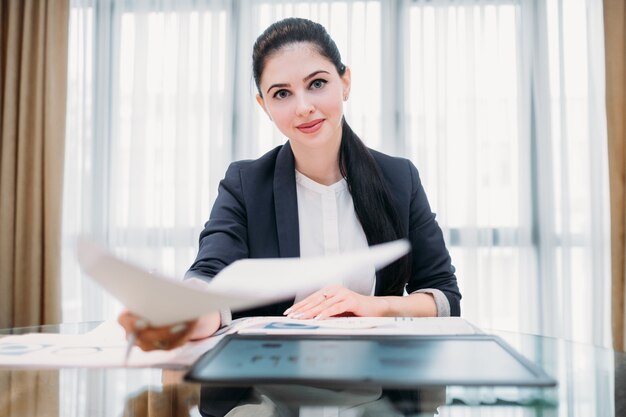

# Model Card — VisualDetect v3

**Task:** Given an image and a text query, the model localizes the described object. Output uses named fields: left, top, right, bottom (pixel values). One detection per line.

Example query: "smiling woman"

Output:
left=118, top=17, right=461, bottom=351
left=255, top=43, right=350, bottom=184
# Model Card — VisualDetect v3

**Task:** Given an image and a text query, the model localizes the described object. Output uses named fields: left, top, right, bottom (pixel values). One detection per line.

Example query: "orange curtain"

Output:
left=0, top=0, right=69, bottom=328
left=605, top=0, right=626, bottom=352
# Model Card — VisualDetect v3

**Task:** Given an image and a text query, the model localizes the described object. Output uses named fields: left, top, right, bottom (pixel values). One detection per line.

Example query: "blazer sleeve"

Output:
left=186, top=162, right=249, bottom=280
left=404, top=160, right=461, bottom=316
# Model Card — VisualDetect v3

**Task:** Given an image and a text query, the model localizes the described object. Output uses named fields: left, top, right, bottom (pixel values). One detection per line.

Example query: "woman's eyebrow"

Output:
left=266, top=70, right=331, bottom=94
left=303, top=70, right=330, bottom=82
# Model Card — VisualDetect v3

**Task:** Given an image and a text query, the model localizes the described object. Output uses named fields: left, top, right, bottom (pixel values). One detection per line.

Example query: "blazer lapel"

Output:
left=273, top=142, right=300, bottom=258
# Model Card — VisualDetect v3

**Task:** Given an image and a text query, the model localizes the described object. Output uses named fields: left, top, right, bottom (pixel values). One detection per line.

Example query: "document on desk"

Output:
left=76, top=237, right=410, bottom=327
left=0, top=320, right=232, bottom=369
left=234, top=316, right=482, bottom=336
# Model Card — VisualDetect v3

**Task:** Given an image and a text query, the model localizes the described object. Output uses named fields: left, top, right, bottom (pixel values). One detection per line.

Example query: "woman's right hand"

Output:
left=117, top=310, right=200, bottom=351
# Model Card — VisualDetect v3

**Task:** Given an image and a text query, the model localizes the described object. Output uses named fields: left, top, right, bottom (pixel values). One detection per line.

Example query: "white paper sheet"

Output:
left=76, top=238, right=410, bottom=326
left=0, top=320, right=227, bottom=369
left=234, top=316, right=482, bottom=336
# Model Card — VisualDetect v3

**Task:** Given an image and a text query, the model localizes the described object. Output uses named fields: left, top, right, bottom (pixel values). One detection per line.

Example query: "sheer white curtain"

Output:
left=62, top=0, right=382, bottom=322
left=63, top=0, right=610, bottom=348
left=400, top=0, right=610, bottom=347
left=401, top=0, right=530, bottom=333
left=63, top=0, right=232, bottom=323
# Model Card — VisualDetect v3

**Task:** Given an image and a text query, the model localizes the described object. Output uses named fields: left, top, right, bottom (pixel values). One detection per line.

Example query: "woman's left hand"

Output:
left=283, top=285, right=387, bottom=320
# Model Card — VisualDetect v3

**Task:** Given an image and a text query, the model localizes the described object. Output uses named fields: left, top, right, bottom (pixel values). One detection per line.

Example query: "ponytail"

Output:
left=339, top=118, right=411, bottom=295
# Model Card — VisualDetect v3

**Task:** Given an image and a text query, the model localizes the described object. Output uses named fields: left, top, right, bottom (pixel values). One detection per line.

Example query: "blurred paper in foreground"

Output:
left=76, top=238, right=410, bottom=326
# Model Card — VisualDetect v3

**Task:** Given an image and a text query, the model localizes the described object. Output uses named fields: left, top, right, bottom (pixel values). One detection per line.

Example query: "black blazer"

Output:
left=188, top=142, right=461, bottom=318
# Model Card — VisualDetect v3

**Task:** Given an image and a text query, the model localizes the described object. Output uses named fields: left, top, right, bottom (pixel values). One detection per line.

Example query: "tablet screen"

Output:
left=186, top=335, right=556, bottom=388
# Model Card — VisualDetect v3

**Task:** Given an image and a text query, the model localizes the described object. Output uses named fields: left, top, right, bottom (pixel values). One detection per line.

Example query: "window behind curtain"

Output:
left=62, top=0, right=382, bottom=322
left=400, top=0, right=609, bottom=345
left=63, top=0, right=610, bottom=348
left=403, top=2, right=530, bottom=335
left=63, top=0, right=232, bottom=322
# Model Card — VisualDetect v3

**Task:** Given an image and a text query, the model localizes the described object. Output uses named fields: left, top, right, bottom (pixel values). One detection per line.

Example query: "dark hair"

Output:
left=252, top=18, right=410, bottom=295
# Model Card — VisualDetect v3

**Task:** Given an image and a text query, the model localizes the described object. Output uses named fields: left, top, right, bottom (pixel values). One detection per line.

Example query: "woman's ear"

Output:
left=341, top=66, right=352, bottom=101
left=256, top=94, right=272, bottom=121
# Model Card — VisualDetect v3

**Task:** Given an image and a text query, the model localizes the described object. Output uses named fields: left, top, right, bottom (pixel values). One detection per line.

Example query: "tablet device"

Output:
left=185, top=334, right=557, bottom=388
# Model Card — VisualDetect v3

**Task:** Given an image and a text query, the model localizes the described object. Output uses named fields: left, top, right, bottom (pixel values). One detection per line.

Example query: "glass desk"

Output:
left=0, top=322, right=623, bottom=417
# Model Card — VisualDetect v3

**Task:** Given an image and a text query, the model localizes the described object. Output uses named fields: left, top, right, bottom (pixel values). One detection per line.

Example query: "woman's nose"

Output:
left=295, top=95, right=315, bottom=116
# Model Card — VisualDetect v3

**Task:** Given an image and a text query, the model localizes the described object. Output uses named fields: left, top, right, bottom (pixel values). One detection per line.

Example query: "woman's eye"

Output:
left=310, top=79, right=327, bottom=89
left=274, top=90, right=290, bottom=99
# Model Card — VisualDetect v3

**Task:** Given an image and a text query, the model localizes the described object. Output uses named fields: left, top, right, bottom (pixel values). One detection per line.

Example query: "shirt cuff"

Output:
left=183, top=274, right=232, bottom=328
left=412, top=288, right=451, bottom=317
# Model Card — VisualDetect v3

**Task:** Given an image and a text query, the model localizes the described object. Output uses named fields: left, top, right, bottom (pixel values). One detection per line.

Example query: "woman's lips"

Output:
left=296, top=119, right=324, bottom=134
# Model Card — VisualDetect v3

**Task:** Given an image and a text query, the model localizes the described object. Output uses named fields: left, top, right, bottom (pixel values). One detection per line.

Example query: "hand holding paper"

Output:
left=76, top=237, right=411, bottom=327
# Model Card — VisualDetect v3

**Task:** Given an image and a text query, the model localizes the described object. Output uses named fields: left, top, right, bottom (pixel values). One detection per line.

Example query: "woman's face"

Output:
left=256, top=43, right=351, bottom=153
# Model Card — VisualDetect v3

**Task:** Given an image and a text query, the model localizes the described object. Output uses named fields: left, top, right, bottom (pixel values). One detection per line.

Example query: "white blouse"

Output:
left=294, top=170, right=376, bottom=302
